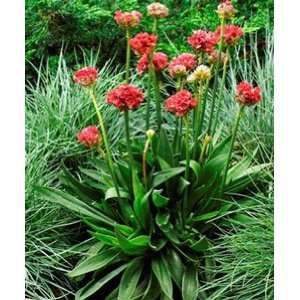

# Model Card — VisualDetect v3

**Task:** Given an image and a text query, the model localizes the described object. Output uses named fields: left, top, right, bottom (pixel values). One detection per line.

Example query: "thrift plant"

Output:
left=38, top=1, right=268, bottom=299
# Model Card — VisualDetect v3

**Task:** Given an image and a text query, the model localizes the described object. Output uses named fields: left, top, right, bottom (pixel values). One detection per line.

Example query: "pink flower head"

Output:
left=168, top=53, right=197, bottom=78
left=137, top=52, right=168, bottom=75
left=187, top=30, right=218, bottom=54
left=129, top=32, right=158, bottom=56
left=106, top=84, right=144, bottom=111
left=77, top=126, right=101, bottom=148
left=114, top=10, right=142, bottom=28
left=217, top=0, right=237, bottom=19
left=147, top=2, right=169, bottom=18
left=165, top=90, right=197, bottom=117
left=236, top=81, right=262, bottom=106
left=215, top=24, right=244, bottom=46
left=73, top=67, right=98, bottom=87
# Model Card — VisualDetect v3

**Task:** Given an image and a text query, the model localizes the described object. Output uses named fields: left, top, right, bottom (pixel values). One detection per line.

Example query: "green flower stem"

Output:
left=220, top=104, right=245, bottom=194
left=212, top=49, right=230, bottom=136
left=142, top=138, right=151, bottom=189
left=124, top=110, right=134, bottom=171
left=195, top=78, right=211, bottom=142
left=125, top=29, right=131, bottom=83
left=183, top=115, right=190, bottom=222
left=149, top=53, right=162, bottom=132
left=207, top=17, right=225, bottom=135
left=89, top=89, right=120, bottom=196
left=152, top=17, right=158, bottom=34
left=145, top=73, right=152, bottom=130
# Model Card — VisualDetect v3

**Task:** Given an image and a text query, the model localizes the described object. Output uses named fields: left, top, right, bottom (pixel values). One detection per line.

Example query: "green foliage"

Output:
left=37, top=122, right=269, bottom=299
left=26, top=0, right=273, bottom=79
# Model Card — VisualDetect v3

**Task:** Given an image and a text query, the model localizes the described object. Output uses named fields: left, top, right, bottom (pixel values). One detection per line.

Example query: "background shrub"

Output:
left=25, top=0, right=273, bottom=80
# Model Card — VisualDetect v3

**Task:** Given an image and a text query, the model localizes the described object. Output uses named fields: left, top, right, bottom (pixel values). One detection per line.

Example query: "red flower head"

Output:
left=165, top=90, right=197, bottom=117
left=187, top=30, right=218, bottom=54
left=77, top=126, right=101, bottom=148
left=106, top=84, right=144, bottom=111
left=129, top=32, right=158, bottom=56
left=73, top=67, right=98, bottom=87
left=114, top=10, right=142, bottom=28
left=215, top=25, right=244, bottom=46
left=168, top=53, right=197, bottom=78
left=137, top=52, right=168, bottom=75
left=217, top=0, right=236, bottom=19
left=236, top=81, right=262, bottom=106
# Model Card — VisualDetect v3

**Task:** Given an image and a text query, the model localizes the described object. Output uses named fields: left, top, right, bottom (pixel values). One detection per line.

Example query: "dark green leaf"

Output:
left=182, top=265, right=199, bottom=300
left=153, top=167, right=185, bottom=187
left=151, top=256, right=173, bottom=299
left=152, top=189, right=169, bottom=208
left=164, top=249, right=184, bottom=288
left=69, top=248, right=120, bottom=277
left=36, top=187, right=115, bottom=226
left=75, top=264, right=128, bottom=300
left=105, top=187, right=130, bottom=200
left=118, top=257, right=144, bottom=300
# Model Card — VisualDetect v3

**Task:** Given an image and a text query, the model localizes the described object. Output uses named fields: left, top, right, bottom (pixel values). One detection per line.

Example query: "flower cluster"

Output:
left=216, top=0, right=236, bottom=19
left=187, top=65, right=211, bottom=83
left=73, top=67, right=98, bottom=87
left=137, top=52, right=168, bottom=75
left=106, top=84, right=144, bottom=111
left=168, top=53, right=196, bottom=78
left=187, top=30, right=218, bottom=54
left=165, top=90, right=197, bottom=117
left=147, top=2, right=169, bottom=18
left=77, top=126, right=101, bottom=148
left=215, top=25, right=244, bottom=46
left=114, top=10, right=142, bottom=28
left=208, top=50, right=229, bottom=65
left=130, top=32, right=158, bottom=56
left=236, top=81, right=262, bottom=106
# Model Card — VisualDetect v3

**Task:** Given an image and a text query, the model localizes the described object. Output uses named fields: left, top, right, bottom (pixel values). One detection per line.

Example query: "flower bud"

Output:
left=191, top=65, right=211, bottom=82
left=169, top=64, right=187, bottom=78
left=114, top=10, right=142, bottom=28
left=146, top=129, right=155, bottom=139
left=216, top=0, right=237, bottom=19
left=208, top=50, right=229, bottom=65
left=147, top=2, right=169, bottom=18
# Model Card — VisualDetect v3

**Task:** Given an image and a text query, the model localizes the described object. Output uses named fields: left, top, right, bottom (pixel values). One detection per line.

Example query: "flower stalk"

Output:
left=220, top=104, right=245, bottom=194
left=124, top=110, right=134, bottom=169
left=207, top=17, right=225, bottom=135
left=89, top=88, right=120, bottom=196
left=212, top=49, right=230, bottom=135
left=149, top=52, right=162, bottom=132
left=182, top=115, right=190, bottom=222
left=125, top=29, right=131, bottom=83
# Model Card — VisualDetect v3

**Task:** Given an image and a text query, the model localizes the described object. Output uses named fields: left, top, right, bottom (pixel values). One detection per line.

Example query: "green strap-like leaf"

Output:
left=115, top=229, right=149, bottom=256
left=105, top=187, right=130, bottom=200
left=153, top=167, right=185, bottom=187
left=152, top=189, right=169, bottom=208
left=118, top=257, right=144, bottom=300
left=68, top=248, right=121, bottom=277
left=151, top=256, right=173, bottom=299
left=36, top=186, right=115, bottom=226
left=182, top=265, right=199, bottom=300
left=164, top=249, right=184, bottom=288
left=75, top=263, right=128, bottom=300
